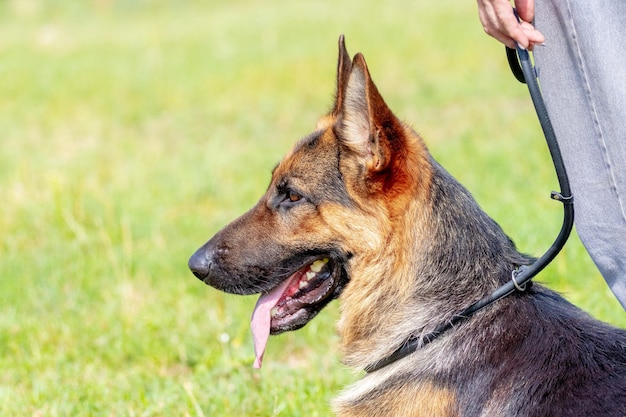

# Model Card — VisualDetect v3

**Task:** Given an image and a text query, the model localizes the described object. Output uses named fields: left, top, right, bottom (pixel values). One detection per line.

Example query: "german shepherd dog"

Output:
left=188, top=36, right=626, bottom=416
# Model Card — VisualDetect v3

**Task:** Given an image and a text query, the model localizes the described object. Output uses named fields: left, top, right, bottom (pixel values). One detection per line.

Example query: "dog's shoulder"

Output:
left=479, top=287, right=626, bottom=415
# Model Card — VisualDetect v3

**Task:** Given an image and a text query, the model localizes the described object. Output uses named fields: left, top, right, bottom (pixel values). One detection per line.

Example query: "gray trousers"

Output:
left=534, top=0, right=626, bottom=309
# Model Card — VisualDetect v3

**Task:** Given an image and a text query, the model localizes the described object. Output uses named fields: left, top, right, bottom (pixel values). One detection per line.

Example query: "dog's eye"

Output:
left=288, top=191, right=301, bottom=203
left=278, top=189, right=305, bottom=209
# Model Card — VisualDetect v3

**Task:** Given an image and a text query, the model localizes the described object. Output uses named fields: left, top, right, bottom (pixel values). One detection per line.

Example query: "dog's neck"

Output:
left=337, top=158, right=530, bottom=370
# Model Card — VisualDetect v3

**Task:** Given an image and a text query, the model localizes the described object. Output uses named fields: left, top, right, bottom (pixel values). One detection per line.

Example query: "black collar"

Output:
left=364, top=267, right=532, bottom=373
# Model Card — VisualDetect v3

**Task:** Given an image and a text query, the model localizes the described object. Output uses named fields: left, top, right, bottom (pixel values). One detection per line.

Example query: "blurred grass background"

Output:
left=0, top=0, right=624, bottom=415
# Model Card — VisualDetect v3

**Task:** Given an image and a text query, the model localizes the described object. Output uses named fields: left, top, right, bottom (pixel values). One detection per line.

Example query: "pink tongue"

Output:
left=250, top=278, right=292, bottom=368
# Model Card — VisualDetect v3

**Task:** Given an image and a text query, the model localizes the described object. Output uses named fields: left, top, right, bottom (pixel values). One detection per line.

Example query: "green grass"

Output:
left=0, top=1, right=624, bottom=415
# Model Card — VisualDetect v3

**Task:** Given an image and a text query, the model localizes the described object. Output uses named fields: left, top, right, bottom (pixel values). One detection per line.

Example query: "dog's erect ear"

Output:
left=331, top=35, right=352, bottom=116
left=338, top=53, right=399, bottom=174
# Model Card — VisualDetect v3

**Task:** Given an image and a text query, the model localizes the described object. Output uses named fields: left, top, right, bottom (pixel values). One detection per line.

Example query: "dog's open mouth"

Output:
left=250, top=257, right=339, bottom=368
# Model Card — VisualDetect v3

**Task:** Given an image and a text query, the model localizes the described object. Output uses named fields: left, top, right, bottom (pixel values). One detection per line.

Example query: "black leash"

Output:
left=365, top=24, right=575, bottom=373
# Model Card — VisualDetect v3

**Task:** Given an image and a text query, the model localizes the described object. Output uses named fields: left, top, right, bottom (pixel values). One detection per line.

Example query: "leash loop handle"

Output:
left=503, top=9, right=574, bottom=292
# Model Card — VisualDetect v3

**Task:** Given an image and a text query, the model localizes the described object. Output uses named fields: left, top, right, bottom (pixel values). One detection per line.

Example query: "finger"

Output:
left=520, top=21, right=545, bottom=46
left=490, top=30, right=517, bottom=49
left=495, top=19, right=531, bottom=49
left=515, top=0, right=535, bottom=23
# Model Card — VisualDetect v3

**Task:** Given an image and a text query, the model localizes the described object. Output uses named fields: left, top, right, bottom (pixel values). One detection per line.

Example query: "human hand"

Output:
left=476, top=0, right=545, bottom=50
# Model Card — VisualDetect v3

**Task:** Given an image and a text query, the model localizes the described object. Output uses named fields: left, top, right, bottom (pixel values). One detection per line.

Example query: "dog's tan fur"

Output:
left=335, top=380, right=457, bottom=417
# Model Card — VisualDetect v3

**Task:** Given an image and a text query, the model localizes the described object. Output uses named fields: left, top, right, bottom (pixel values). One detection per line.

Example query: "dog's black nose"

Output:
left=188, top=249, right=210, bottom=280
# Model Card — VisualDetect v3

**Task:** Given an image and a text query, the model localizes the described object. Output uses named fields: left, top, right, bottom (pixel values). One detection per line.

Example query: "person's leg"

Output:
left=534, top=0, right=626, bottom=309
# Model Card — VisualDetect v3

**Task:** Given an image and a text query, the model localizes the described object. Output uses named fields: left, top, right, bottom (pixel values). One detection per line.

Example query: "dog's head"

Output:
left=188, top=36, right=431, bottom=337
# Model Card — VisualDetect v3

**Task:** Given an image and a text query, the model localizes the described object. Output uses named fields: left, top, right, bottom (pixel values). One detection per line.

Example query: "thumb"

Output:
left=515, top=0, right=535, bottom=23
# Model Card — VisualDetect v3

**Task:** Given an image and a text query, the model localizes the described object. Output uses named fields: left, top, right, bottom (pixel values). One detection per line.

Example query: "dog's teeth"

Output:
left=299, top=279, right=310, bottom=289
left=270, top=307, right=278, bottom=317
left=306, top=271, right=316, bottom=281
left=310, top=258, right=329, bottom=273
